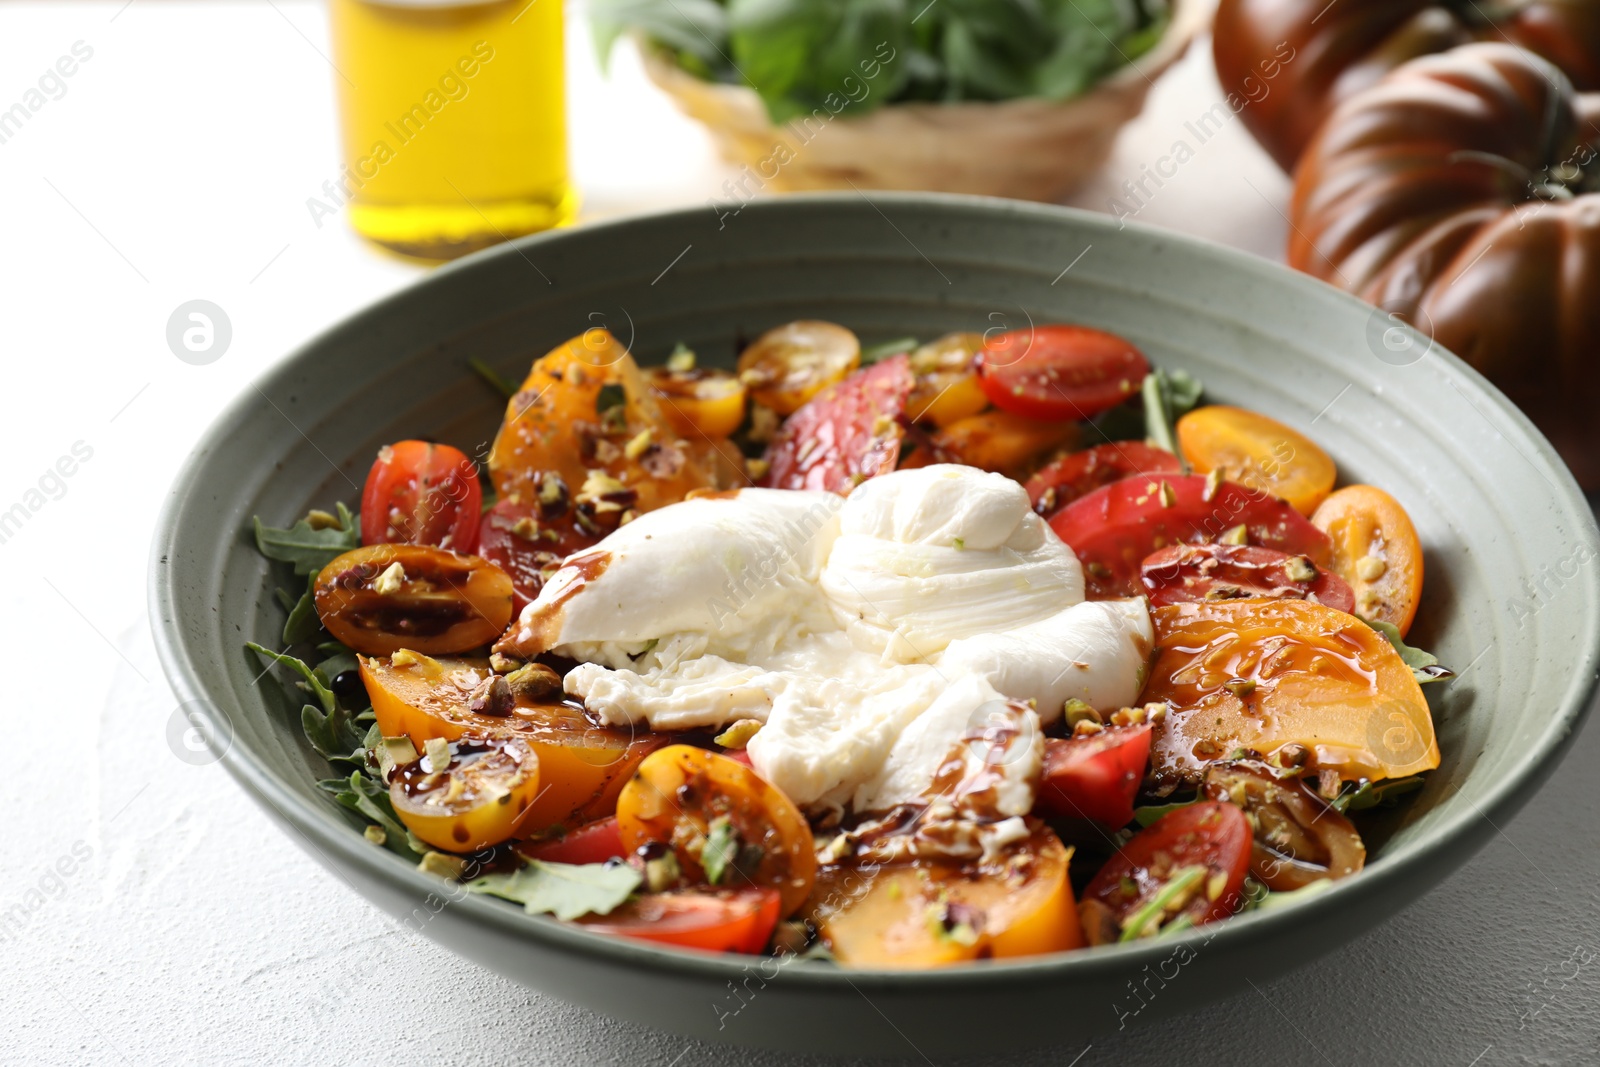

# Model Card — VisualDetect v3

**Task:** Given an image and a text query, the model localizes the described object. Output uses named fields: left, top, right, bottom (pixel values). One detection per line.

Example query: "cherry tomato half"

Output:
left=475, top=497, right=598, bottom=616
left=645, top=366, right=748, bottom=440
left=616, top=745, right=816, bottom=916
left=523, top=817, right=627, bottom=865
left=1050, top=474, right=1333, bottom=599
left=1025, top=441, right=1180, bottom=517
left=1034, top=724, right=1153, bottom=828
left=1139, top=543, right=1354, bottom=613
left=360, top=440, right=482, bottom=551
left=1311, top=485, right=1424, bottom=636
left=389, top=735, right=540, bottom=852
left=314, top=544, right=513, bottom=656
left=760, top=354, right=912, bottom=495
left=906, top=332, right=990, bottom=427
left=737, top=321, right=860, bottom=416
left=575, top=886, right=781, bottom=955
left=977, top=325, right=1150, bottom=422
left=1080, top=802, right=1251, bottom=944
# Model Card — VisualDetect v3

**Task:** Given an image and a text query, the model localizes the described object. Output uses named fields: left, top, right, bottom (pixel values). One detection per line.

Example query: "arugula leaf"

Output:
left=860, top=336, right=918, bottom=364
left=702, top=816, right=740, bottom=884
left=468, top=860, right=642, bottom=920
left=301, top=703, right=370, bottom=769
left=1141, top=367, right=1203, bottom=464
left=1132, top=795, right=1197, bottom=827
left=322, top=771, right=426, bottom=860
left=1362, top=618, right=1454, bottom=684
left=468, top=357, right=519, bottom=401
left=246, top=642, right=336, bottom=714
left=281, top=573, right=322, bottom=645
left=1332, top=775, right=1425, bottom=814
left=253, top=503, right=359, bottom=576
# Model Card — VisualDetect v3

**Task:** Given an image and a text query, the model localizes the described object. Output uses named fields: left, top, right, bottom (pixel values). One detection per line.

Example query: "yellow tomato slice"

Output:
left=1176, top=405, right=1337, bottom=515
left=736, top=321, right=860, bottom=415
left=1311, top=484, right=1424, bottom=636
left=487, top=330, right=714, bottom=514
left=1142, top=598, right=1439, bottom=786
left=809, top=824, right=1083, bottom=967
left=360, top=653, right=662, bottom=832
left=916, top=409, right=1079, bottom=480
left=616, top=745, right=816, bottom=916
left=907, top=332, right=990, bottom=428
left=390, top=736, right=541, bottom=852
left=645, top=366, right=748, bottom=440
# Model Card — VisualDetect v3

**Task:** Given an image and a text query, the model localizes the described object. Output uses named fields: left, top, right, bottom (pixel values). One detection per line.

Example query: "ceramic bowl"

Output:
left=149, top=193, right=1600, bottom=1056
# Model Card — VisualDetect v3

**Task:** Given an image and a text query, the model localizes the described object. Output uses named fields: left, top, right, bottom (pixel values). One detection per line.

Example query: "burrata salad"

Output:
left=249, top=321, right=1450, bottom=965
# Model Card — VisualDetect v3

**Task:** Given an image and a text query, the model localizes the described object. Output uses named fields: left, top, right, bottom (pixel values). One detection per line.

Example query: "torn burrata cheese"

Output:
left=495, top=464, right=1152, bottom=844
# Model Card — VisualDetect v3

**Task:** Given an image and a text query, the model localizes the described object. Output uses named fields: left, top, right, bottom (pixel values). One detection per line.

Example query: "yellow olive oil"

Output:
left=327, top=0, right=576, bottom=259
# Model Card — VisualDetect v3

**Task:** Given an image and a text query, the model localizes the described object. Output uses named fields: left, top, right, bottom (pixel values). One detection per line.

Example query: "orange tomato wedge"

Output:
left=912, top=409, right=1079, bottom=480
left=1177, top=405, right=1337, bottom=515
left=906, top=332, right=990, bottom=427
left=1142, top=598, right=1439, bottom=786
left=1311, top=484, right=1424, bottom=636
left=360, top=653, right=662, bottom=832
left=809, top=824, right=1083, bottom=967
left=645, top=366, right=747, bottom=440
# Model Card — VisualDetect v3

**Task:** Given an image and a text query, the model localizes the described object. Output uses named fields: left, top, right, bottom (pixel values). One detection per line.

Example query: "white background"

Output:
left=0, top=2, right=1594, bottom=1064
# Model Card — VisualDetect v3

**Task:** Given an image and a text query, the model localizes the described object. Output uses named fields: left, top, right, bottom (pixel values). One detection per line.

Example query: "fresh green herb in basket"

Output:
left=592, top=0, right=1171, bottom=123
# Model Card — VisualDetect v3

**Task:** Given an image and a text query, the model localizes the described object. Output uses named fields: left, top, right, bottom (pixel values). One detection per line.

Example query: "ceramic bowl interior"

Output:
left=150, top=194, right=1600, bottom=1055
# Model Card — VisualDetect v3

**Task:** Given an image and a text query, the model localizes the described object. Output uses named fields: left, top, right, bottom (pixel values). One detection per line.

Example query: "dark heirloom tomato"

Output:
left=1201, top=760, right=1366, bottom=891
left=1214, top=0, right=1600, bottom=171
left=474, top=498, right=598, bottom=615
left=575, top=886, right=781, bottom=954
left=1081, top=802, right=1251, bottom=944
left=1139, top=543, right=1355, bottom=613
left=1050, top=474, right=1332, bottom=599
left=615, top=746, right=816, bottom=916
left=1289, top=44, right=1600, bottom=485
left=314, top=544, right=513, bottom=656
left=360, top=440, right=482, bottom=551
left=976, top=325, right=1149, bottom=422
left=760, top=354, right=912, bottom=494
left=1034, top=725, right=1152, bottom=828
left=1024, top=441, right=1180, bottom=518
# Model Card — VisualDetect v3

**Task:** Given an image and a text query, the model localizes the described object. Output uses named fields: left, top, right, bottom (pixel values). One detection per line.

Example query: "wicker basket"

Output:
left=643, top=0, right=1213, bottom=202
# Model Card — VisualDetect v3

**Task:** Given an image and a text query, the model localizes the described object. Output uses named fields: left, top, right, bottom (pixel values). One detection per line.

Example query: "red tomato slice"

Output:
left=475, top=498, right=599, bottom=615
left=1050, top=474, right=1333, bottom=599
left=760, top=354, right=913, bottom=494
left=977, top=325, right=1150, bottom=422
left=1034, top=724, right=1152, bottom=827
left=1139, top=543, right=1355, bottom=613
left=1025, top=441, right=1180, bottom=517
left=574, top=886, right=781, bottom=955
left=1081, top=802, right=1251, bottom=943
left=523, top=817, right=626, bottom=866
left=360, top=440, right=482, bottom=551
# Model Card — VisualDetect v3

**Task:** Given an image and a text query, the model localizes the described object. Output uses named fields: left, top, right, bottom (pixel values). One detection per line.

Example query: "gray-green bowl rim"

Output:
left=148, top=190, right=1600, bottom=991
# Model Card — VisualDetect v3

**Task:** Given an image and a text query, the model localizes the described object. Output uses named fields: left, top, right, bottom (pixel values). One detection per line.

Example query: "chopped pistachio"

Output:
left=468, top=675, right=514, bottom=717
left=363, top=825, right=387, bottom=846
left=666, top=344, right=696, bottom=372
left=537, top=473, right=567, bottom=506
left=624, top=429, right=655, bottom=460
left=644, top=850, right=682, bottom=893
left=1063, top=698, right=1101, bottom=729
left=378, top=735, right=419, bottom=779
left=372, top=561, right=406, bottom=596
left=1158, top=480, right=1177, bottom=507
left=1206, top=870, right=1229, bottom=902
left=952, top=537, right=966, bottom=550
left=1220, top=524, right=1249, bottom=546
left=1072, top=718, right=1105, bottom=737
left=1144, top=701, right=1168, bottom=723
left=620, top=508, right=639, bottom=525
left=424, top=737, right=452, bottom=773
left=506, top=662, right=563, bottom=701
left=1355, top=554, right=1387, bottom=581
left=489, top=652, right=523, bottom=675
left=1202, top=467, right=1223, bottom=502
left=510, top=516, right=540, bottom=540
left=748, top=404, right=780, bottom=443
left=714, top=718, right=763, bottom=750
left=745, top=458, right=770, bottom=481
left=579, top=469, right=628, bottom=501
left=1273, top=742, right=1309, bottom=771
left=1109, top=705, right=1146, bottom=727
left=305, top=509, right=342, bottom=530
left=417, top=851, right=467, bottom=880
left=816, top=832, right=856, bottom=865
left=1222, top=678, right=1257, bottom=699
left=1283, top=556, right=1317, bottom=583
left=390, top=648, right=425, bottom=668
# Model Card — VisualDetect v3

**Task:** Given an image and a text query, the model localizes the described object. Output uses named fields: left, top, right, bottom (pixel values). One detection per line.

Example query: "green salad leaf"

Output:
left=1331, top=775, right=1425, bottom=815
left=253, top=503, right=359, bottom=577
left=320, top=771, right=427, bottom=861
left=593, top=0, right=1169, bottom=122
left=701, top=816, right=740, bottom=884
left=246, top=642, right=336, bottom=715
left=469, top=860, right=643, bottom=920
left=1362, top=618, right=1454, bottom=685
left=1141, top=366, right=1202, bottom=464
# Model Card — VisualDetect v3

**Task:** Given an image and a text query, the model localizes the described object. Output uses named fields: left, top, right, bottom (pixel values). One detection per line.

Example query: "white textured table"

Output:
left=3, top=2, right=1594, bottom=1064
